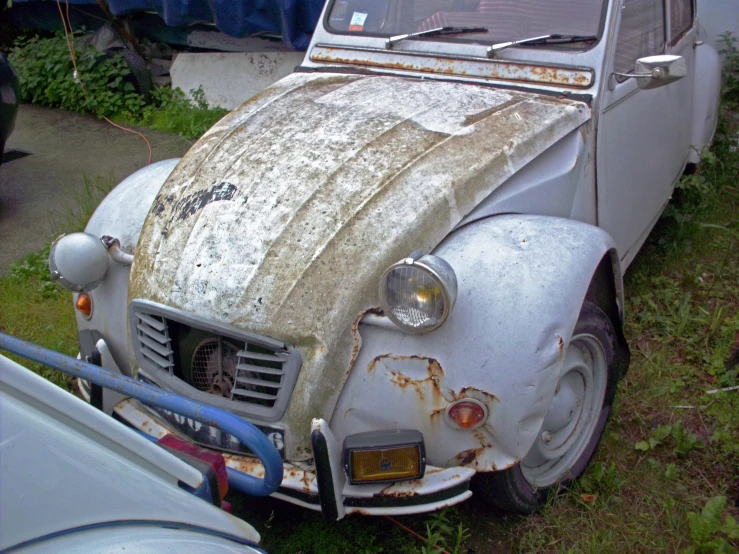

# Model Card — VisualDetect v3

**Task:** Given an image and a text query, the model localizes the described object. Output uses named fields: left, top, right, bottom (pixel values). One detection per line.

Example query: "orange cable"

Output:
left=384, top=516, right=452, bottom=554
left=55, top=0, right=153, bottom=165
left=101, top=115, right=152, bottom=165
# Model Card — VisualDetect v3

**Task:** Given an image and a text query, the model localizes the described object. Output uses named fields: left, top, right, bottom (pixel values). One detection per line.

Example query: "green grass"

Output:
left=0, top=244, right=77, bottom=390
left=117, top=87, right=229, bottom=141
left=0, top=173, right=115, bottom=390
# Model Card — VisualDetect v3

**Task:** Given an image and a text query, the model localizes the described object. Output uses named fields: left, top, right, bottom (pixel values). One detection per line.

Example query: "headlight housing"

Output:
left=379, top=253, right=457, bottom=334
left=49, top=233, right=109, bottom=292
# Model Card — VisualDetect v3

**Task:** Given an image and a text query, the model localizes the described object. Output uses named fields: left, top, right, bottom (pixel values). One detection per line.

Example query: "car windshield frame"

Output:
left=322, top=0, right=610, bottom=53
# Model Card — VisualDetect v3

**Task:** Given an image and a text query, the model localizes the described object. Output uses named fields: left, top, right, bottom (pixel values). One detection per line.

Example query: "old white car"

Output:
left=49, top=0, right=721, bottom=519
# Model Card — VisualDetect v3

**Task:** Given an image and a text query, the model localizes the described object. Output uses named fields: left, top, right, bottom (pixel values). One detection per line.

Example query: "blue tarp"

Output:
left=12, top=0, right=325, bottom=50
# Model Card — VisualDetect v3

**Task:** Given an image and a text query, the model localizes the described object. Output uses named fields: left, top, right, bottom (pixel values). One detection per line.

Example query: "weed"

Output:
left=719, top=32, right=739, bottom=109
left=421, top=510, right=470, bottom=554
left=48, top=174, right=116, bottom=234
left=128, top=86, right=229, bottom=140
left=578, top=461, right=625, bottom=499
left=635, top=421, right=704, bottom=456
left=683, top=496, right=739, bottom=553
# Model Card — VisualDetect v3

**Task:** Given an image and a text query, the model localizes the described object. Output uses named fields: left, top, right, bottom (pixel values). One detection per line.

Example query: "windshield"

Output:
left=327, top=0, right=606, bottom=45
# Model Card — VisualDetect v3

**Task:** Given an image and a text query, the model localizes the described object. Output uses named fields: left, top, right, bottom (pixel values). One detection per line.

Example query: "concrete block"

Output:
left=170, top=51, right=306, bottom=110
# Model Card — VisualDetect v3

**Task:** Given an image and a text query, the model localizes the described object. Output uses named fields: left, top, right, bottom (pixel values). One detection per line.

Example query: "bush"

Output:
left=8, top=32, right=229, bottom=139
left=719, top=32, right=739, bottom=109
left=8, top=33, right=145, bottom=118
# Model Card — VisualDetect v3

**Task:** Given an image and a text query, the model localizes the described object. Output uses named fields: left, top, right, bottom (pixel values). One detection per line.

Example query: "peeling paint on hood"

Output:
left=130, top=72, right=591, bottom=459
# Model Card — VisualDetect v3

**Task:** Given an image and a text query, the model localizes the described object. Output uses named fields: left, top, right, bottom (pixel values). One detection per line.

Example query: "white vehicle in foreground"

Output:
left=48, top=0, right=721, bottom=519
left=0, top=348, right=274, bottom=553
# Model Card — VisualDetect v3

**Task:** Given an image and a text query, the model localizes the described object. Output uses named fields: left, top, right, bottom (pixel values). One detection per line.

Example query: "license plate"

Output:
left=149, top=405, right=285, bottom=458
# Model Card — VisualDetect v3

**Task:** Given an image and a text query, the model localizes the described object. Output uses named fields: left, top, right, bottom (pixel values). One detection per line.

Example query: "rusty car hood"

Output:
left=130, top=72, right=591, bottom=458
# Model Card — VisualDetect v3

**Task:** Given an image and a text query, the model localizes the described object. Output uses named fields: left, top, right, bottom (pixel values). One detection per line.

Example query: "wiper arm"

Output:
left=487, top=34, right=597, bottom=58
left=386, top=26, right=488, bottom=49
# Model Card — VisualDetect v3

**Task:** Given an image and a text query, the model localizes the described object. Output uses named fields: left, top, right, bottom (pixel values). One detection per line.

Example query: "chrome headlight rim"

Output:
left=379, top=253, right=457, bottom=335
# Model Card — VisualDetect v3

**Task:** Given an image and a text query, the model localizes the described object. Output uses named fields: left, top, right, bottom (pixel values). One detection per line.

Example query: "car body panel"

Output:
left=688, top=41, right=721, bottom=163
left=0, top=354, right=261, bottom=551
left=129, top=71, right=590, bottom=458
left=77, top=159, right=181, bottom=375
left=332, top=215, right=620, bottom=470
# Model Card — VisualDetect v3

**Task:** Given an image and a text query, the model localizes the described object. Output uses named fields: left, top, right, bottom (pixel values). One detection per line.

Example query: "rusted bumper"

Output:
left=113, top=398, right=474, bottom=520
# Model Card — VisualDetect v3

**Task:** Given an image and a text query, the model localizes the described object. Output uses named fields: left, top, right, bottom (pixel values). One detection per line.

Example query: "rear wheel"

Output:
left=473, top=301, right=619, bottom=513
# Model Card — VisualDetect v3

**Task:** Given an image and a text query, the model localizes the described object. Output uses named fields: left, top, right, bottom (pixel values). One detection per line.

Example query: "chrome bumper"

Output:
left=114, top=397, right=474, bottom=520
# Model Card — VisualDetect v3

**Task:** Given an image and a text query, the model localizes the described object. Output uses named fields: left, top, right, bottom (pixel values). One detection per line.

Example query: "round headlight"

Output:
left=49, top=233, right=109, bottom=292
left=379, top=254, right=457, bottom=334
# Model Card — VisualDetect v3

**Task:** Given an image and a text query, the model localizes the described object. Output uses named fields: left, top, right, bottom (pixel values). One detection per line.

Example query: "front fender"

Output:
left=76, top=159, right=180, bottom=372
left=330, top=215, right=622, bottom=471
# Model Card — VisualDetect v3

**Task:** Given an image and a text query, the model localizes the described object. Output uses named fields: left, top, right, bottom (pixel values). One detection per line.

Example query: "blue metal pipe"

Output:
left=0, top=332, right=283, bottom=497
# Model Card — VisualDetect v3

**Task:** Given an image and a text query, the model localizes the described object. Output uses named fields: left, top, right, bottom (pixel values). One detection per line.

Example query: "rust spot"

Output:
left=343, top=307, right=383, bottom=388
left=368, top=354, right=447, bottom=403
left=310, top=47, right=593, bottom=88
left=558, top=335, right=565, bottom=361
left=301, top=468, right=312, bottom=493
left=227, top=454, right=266, bottom=479
left=458, top=386, right=499, bottom=403
left=456, top=449, right=479, bottom=466
left=379, top=479, right=422, bottom=497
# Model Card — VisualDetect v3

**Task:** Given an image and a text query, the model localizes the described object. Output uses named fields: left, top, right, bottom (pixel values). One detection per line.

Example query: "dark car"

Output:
left=0, top=52, right=19, bottom=164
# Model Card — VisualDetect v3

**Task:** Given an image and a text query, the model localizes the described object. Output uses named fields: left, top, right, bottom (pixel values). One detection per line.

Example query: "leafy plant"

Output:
left=635, top=421, right=704, bottom=456
left=421, top=510, right=470, bottom=554
left=719, top=32, right=739, bottom=108
left=8, top=32, right=228, bottom=140
left=682, top=496, right=739, bottom=553
left=579, top=461, right=625, bottom=499
left=134, top=86, right=228, bottom=140
left=8, top=32, right=145, bottom=119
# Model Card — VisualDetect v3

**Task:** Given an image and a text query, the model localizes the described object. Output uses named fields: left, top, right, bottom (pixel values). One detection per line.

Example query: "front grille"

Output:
left=231, top=348, right=289, bottom=406
left=129, top=300, right=302, bottom=422
left=134, top=312, right=175, bottom=373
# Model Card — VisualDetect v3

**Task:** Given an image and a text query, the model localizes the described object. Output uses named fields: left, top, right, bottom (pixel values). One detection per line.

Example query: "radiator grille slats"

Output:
left=235, top=362, right=284, bottom=376
left=230, top=348, right=288, bottom=407
left=234, top=375, right=283, bottom=389
left=138, top=333, right=174, bottom=358
left=134, top=312, right=174, bottom=373
left=130, top=302, right=301, bottom=421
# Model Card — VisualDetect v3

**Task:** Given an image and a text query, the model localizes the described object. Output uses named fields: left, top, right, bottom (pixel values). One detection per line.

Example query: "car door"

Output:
left=596, top=0, right=692, bottom=268
left=667, top=0, right=697, bottom=165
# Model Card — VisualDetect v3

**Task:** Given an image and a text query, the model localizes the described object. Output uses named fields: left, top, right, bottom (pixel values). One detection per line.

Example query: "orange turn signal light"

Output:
left=447, top=400, right=487, bottom=429
left=75, top=292, right=93, bottom=319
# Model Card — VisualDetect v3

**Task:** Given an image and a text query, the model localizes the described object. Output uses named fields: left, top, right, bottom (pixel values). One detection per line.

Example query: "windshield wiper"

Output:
left=386, top=26, right=488, bottom=49
left=487, top=34, right=597, bottom=58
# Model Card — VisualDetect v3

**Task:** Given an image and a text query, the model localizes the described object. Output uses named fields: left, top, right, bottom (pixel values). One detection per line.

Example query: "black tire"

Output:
left=472, top=301, right=619, bottom=513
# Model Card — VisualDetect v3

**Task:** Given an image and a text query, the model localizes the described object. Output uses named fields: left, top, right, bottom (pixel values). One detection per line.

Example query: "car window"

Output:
left=613, top=0, right=666, bottom=79
left=669, top=0, right=693, bottom=44
left=327, top=0, right=605, bottom=45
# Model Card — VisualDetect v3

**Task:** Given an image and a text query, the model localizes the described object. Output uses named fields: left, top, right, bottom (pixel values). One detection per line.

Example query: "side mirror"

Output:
left=611, top=54, right=687, bottom=90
